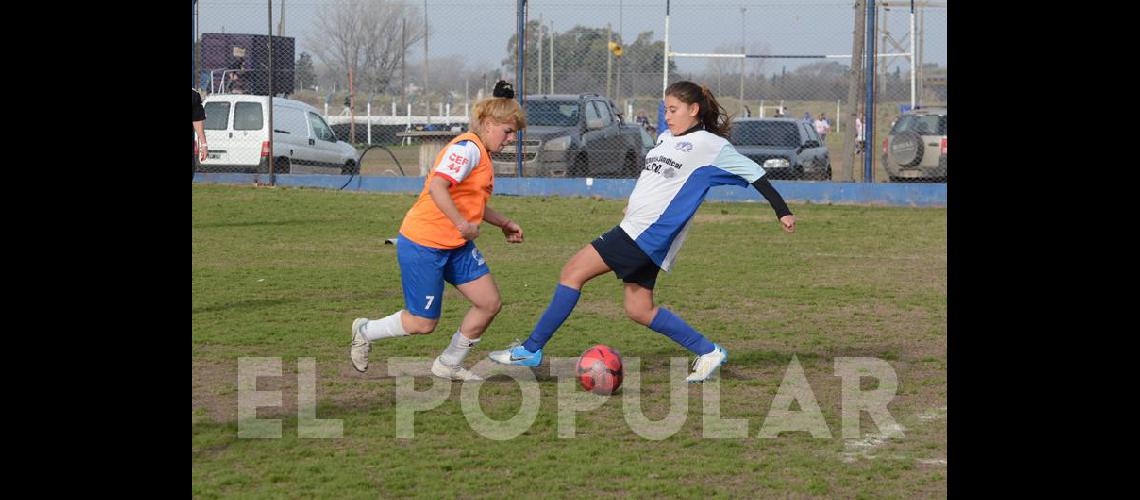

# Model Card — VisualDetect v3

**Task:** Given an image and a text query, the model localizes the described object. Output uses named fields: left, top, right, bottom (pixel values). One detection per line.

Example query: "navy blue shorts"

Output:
left=590, top=226, right=660, bottom=289
left=397, top=233, right=490, bottom=319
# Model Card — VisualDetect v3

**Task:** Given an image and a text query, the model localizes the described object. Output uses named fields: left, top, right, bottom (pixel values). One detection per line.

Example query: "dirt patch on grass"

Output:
left=193, top=357, right=408, bottom=424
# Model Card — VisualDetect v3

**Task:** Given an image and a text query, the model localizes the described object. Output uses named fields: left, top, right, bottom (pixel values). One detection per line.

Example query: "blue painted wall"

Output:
left=195, top=174, right=946, bottom=208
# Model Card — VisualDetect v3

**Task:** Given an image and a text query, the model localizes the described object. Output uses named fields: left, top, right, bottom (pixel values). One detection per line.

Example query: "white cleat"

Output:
left=431, top=357, right=484, bottom=381
left=685, top=344, right=728, bottom=383
left=350, top=318, right=371, bottom=372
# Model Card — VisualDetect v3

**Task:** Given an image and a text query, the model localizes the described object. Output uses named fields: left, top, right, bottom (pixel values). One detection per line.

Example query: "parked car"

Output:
left=729, top=118, right=831, bottom=180
left=882, top=107, right=947, bottom=182
left=492, top=94, right=645, bottom=178
left=199, top=94, right=359, bottom=175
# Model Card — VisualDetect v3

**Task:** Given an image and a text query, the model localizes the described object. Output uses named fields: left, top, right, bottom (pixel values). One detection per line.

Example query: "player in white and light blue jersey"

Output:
left=489, top=82, right=796, bottom=383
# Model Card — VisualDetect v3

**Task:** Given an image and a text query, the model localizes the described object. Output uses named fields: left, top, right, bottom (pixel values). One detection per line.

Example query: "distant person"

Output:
left=226, top=54, right=247, bottom=93
left=854, top=113, right=865, bottom=154
left=803, top=111, right=811, bottom=122
left=814, top=113, right=831, bottom=142
left=341, top=96, right=352, bottom=116
left=192, top=88, right=207, bottom=179
left=635, top=109, right=650, bottom=130
left=743, top=105, right=752, bottom=118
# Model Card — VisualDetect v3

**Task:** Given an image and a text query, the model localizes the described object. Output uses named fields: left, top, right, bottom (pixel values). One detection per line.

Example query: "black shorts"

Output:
left=590, top=226, right=661, bottom=289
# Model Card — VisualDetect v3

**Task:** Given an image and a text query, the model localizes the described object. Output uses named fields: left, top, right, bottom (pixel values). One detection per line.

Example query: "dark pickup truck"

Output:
left=492, top=94, right=646, bottom=178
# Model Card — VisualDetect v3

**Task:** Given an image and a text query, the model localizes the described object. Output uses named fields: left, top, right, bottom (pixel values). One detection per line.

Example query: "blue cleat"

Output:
left=488, top=341, right=543, bottom=367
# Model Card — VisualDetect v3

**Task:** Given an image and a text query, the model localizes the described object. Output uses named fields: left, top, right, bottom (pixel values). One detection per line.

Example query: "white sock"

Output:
left=363, top=311, right=409, bottom=341
left=437, top=330, right=480, bottom=367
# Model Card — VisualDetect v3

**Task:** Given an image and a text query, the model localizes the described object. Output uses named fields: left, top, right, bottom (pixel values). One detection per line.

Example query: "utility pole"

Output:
left=423, top=0, right=429, bottom=119
left=606, top=23, right=612, bottom=97
left=537, top=14, right=543, bottom=95
left=842, top=0, right=867, bottom=182
left=740, top=7, right=746, bottom=116
left=549, top=21, right=555, bottom=93
left=267, top=0, right=275, bottom=184
left=400, top=18, right=406, bottom=114
left=277, top=0, right=284, bottom=36
left=617, top=1, right=623, bottom=107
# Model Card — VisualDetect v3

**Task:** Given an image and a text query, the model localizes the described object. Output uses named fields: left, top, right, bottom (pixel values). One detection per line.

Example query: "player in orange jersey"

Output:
left=349, top=81, right=527, bottom=381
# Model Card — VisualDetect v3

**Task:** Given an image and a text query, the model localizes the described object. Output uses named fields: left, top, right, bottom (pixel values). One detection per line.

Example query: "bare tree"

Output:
left=307, top=0, right=425, bottom=96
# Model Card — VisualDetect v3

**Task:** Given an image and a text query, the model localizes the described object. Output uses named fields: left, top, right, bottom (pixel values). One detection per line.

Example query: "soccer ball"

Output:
left=577, top=344, right=623, bottom=395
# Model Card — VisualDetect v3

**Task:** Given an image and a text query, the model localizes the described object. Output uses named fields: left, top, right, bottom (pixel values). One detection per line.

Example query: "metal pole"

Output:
left=423, top=0, right=429, bottom=119
left=617, top=2, right=622, bottom=105
left=909, top=0, right=916, bottom=108
left=277, top=0, right=284, bottom=36
left=268, top=0, right=276, bottom=184
left=740, top=7, right=746, bottom=116
left=537, top=14, right=543, bottom=94
left=516, top=0, right=526, bottom=176
left=662, top=0, right=670, bottom=99
left=349, top=67, right=355, bottom=144
left=607, top=23, right=612, bottom=97
left=401, top=18, right=406, bottom=114
left=549, top=21, right=554, bottom=93
left=864, top=0, right=877, bottom=183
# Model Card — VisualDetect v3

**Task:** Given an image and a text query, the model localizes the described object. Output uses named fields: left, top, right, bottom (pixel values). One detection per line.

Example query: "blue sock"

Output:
left=649, top=308, right=715, bottom=355
left=522, top=284, right=581, bottom=352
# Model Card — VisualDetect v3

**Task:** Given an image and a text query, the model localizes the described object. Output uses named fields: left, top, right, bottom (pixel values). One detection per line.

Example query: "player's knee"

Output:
left=558, top=266, right=579, bottom=286
left=559, top=266, right=589, bottom=289
left=482, top=297, right=502, bottom=317
left=624, top=303, right=655, bottom=326
left=406, top=315, right=438, bottom=334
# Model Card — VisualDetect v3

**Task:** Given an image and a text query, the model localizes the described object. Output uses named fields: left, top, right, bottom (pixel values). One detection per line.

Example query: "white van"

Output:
left=199, top=94, right=359, bottom=174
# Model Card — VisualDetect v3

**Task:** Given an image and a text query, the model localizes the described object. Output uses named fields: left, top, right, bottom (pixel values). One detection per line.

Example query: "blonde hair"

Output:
left=471, top=97, right=526, bottom=136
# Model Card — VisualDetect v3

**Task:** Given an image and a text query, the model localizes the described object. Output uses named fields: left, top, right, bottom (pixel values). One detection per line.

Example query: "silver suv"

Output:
left=881, top=107, right=947, bottom=182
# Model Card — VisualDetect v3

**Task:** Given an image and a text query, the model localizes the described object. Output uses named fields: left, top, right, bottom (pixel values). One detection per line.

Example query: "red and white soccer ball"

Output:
left=577, top=344, right=623, bottom=395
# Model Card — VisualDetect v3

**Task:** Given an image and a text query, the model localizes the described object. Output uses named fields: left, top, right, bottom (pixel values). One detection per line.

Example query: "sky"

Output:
left=195, top=0, right=946, bottom=77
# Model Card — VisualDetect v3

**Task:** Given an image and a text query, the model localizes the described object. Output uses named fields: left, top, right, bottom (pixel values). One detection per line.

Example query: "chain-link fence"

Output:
left=193, top=0, right=946, bottom=182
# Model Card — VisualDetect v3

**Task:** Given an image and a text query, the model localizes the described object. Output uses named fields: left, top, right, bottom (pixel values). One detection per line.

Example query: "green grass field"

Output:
left=192, top=184, right=946, bottom=498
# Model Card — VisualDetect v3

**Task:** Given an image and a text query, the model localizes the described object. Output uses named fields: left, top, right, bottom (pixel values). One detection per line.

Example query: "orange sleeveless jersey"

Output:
left=399, top=133, right=494, bottom=249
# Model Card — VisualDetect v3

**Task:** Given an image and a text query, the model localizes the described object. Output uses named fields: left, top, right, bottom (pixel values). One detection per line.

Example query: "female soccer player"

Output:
left=488, top=81, right=795, bottom=383
left=350, top=81, right=526, bottom=381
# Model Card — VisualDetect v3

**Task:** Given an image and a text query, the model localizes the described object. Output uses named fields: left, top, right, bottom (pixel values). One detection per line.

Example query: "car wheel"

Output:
left=569, top=154, right=588, bottom=177
left=272, top=156, right=291, bottom=174
left=341, top=160, right=359, bottom=176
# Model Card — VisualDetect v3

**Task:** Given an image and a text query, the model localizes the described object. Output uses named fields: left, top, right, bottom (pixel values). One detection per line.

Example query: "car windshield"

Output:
left=525, top=101, right=580, bottom=127
left=730, top=121, right=800, bottom=148
left=891, top=114, right=947, bottom=135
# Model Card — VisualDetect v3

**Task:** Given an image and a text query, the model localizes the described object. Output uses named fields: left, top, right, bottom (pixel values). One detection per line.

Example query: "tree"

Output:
left=503, top=23, right=676, bottom=96
left=296, top=52, right=317, bottom=90
left=306, top=0, right=424, bottom=96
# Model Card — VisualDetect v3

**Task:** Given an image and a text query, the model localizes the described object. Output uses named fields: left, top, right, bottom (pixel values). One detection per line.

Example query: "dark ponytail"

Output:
left=665, top=81, right=732, bottom=138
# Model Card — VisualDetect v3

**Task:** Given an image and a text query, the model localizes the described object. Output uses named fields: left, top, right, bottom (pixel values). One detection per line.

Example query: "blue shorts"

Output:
left=397, top=233, right=490, bottom=319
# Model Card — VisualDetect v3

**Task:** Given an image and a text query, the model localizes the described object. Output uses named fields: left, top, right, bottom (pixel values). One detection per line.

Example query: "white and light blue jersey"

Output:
left=619, top=129, right=766, bottom=272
